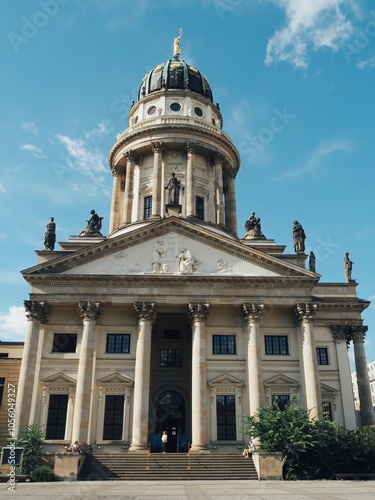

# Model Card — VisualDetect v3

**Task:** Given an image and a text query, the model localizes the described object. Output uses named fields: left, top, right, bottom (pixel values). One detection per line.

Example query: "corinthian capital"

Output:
left=124, top=149, right=139, bottom=162
left=295, top=303, right=317, bottom=324
left=151, top=141, right=164, bottom=154
left=79, top=301, right=103, bottom=322
left=24, top=300, right=49, bottom=324
left=188, top=302, right=210, bottom=322
left=331, top=325, right=351, bottom=343
left=351, top=325, right=368, bottom=343
left=134, top=301, right=156, bottom=322
left=242, top=303, right=264, bottom=323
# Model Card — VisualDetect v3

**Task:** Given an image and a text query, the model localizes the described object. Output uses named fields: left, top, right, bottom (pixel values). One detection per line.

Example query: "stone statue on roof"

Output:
left=173, top=28, right=182, bottom=59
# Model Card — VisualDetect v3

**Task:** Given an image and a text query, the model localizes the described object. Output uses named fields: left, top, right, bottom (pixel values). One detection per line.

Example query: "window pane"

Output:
left=316, top=348, right=328, bottom=365
left=106, top=334, right=130, bottom=353
left=216, top=395, right=236, bottom=440
left=196, top=196, right=204, bottom=220
left=212, top=335, right=236, bottom=354
left=144, top=196, right=152, bottom=219
left=46, top=394, right=69, bottom=439
left=160, top=349, right=182, bottom=367
left=52, top=334, right=77, bottom=353
left=265, top=336, right=288, bottom=355
left=322, top=402, right=333, bottom=421
left=103, top=395, right=124, bottom=440
left=0, top=377, right=5, bottom=405
left=271, top=394, right=290, bottom=411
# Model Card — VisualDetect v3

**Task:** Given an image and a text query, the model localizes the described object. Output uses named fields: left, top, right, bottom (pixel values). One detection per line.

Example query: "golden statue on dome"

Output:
left=173, top=28, right=182, bottom=59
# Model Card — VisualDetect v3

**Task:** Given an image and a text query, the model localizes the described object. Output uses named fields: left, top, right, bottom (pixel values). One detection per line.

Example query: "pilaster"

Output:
left=186, top=142, right=196, bottom=218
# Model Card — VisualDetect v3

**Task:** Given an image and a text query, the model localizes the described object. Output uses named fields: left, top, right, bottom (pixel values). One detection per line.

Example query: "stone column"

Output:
left=212, top=153, right=224, bottom=225
left=15, top=300, right=49, bottom=436
left=189, top=302, right=210, bottom=451
left=186, top=142, right=196, bottom=218
left=109, top=165, right=125, bottom=233
left=351, top=326, right=375, bottom=426
left=225, top=172, right=237, bottom=234
left=72, top=301, right=103, bottom=444
left=295, top=303, right=322, bottom=420
left=129, top=302, right=156, bottom=451
left=242, top=303, right=265, bottom=416
left=122, top=150, right=136, bottom=225
left=151, top=142, right=163, bottom=218
left=331, top=326, right=356, bottom=429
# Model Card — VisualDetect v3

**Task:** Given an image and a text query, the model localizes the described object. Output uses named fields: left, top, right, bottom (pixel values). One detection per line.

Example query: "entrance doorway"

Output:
left=153, top=390, right=188, bottom=452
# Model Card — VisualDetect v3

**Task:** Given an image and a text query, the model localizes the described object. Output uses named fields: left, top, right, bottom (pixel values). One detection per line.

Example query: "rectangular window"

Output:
left=52, top=334, right=77, bottom=353
left=196, top=196, right=204, bottom=220
left=213, top=335, right=236, bottom=354
left=316, top=347, right=329, bottom=365
left=216, top=395, right=236, bottom=440
left=144, top=196, right=152, bottom=219
left=271, top=394, right=290, bottom=411
left=0, top=377, right=5, bottom=405
left=322, top=402, right=333, bottom=421
left=106, top=334, right=130, bottom=353
left=265, top=335, right=289, bottom=355
left=160, top=349, right=183, bottom=367
left=103, top=395, right=124, bottom=440
left=46, top=394, right=69, bottom=439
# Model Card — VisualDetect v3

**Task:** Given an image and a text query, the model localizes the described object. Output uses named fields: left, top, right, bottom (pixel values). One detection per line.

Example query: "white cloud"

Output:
left=21, top=121, right=39, bottom=135
left=357, top=55, right=375, bottom=69
left=275, top=140, right=352, bottom=180
left=20, top=144, right=45, bottom=159
left=266, top=0, right=356, bottom=68
left=0, top=306, right=27, bottom=342
left=0, top=182, right=6, bottom=193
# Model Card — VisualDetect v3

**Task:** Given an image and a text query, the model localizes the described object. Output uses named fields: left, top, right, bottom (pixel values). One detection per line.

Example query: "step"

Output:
left=79, top=453, right=258, bottom=481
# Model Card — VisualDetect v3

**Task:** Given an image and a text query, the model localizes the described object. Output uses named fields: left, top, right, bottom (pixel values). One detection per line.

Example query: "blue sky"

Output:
left=1, top=0, right=374, bottom=369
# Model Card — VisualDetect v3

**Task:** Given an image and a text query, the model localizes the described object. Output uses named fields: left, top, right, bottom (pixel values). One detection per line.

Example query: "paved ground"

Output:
left=1, top=480, right=375, bottom=499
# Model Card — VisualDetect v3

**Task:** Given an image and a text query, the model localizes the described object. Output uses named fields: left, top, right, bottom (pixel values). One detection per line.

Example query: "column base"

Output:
left=128, top=445, right=149, bottom=453
left=189, top=445, right=211, bottom=453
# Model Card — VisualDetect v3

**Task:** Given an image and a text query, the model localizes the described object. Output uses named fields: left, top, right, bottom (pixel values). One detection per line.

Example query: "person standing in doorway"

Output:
left=161, top=431, right=168, bottom=453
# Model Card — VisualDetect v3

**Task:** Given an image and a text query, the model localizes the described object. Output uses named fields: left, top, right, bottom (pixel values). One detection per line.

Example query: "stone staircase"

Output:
left=79, top=452, right=258, bottom=481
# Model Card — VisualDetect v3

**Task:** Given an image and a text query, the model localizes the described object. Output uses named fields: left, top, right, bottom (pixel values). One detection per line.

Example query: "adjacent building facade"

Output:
left=15, top=42, right=375, bottom=454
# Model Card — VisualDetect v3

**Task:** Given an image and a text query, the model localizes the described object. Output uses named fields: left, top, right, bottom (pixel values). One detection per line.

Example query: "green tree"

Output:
left=16, top=424, right=45, bottom=475
left=242, top=395, right=317, bottom=479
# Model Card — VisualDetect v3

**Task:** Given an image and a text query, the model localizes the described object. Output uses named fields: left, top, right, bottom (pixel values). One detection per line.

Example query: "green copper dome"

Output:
left=138, top=59, right=213, bottom=103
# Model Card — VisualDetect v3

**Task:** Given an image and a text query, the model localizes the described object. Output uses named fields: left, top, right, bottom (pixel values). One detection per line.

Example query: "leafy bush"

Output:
left=16, top=424, right=44, bottom=475
left=29, top=464, right=55, bottom=482
left=242, top=396, right=375, bottom=480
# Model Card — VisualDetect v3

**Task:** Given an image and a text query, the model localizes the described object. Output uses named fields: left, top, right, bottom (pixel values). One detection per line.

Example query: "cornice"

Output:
left=22, top=217, right=317, bottom=280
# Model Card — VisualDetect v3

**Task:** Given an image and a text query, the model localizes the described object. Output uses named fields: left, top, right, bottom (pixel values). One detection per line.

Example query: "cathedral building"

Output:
left=15, top=38, right=374, bottom=455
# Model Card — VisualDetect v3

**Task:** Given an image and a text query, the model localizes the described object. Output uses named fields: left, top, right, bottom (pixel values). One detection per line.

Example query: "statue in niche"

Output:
left=178, top=249, right=200, bottom=273
left=344, top=252, right=355, bottom=282
left=152, top=240, right=164, bottom=273
left=293, top=220, right=306, bottom=254
left=309, top=251, right=316, bottom=273
left=244, top=212, right=265, bottom=239
left=80, top=209, right=103, bottom=237
left=44, top=217, right=56, bottom=251
left=165, top=172, right=181, bottom=206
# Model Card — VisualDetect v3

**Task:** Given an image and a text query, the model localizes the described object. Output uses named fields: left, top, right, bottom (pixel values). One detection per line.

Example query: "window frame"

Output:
left=316, top=347, right=329, bottom=365
left=264, top=335, right=289, bottom=355
left=106, top=334, right=131, bottom=354
left=45, top=394, right=69, bottom=440
left=196, top=196, right=204, bottom=220
left=216, top=394, right=236, bottom=440
left=160, top=348, right=183, bottom=367
left=144, top=195, right=152, bottom=219
left=52, top=333, right=77, bottom=353
left=212, top=335, right=236, bottom=355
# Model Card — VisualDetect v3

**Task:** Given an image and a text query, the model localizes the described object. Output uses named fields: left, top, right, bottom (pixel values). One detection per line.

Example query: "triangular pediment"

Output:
left=41, top=372, right=76, bottom=386
left=264, top=373, right=299, bottom=388
left=208, top=373, right=244, bottom=387
left=22, top=218, right=318, bottom=282
left=97, top=372, right=134, bottom=386
left=320, top=383, right=339, bottom=394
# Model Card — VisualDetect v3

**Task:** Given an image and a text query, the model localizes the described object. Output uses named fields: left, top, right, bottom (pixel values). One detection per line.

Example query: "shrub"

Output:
left=29, top=464, right=55, bottom=482
left=16, top=424, right=44, bottom=475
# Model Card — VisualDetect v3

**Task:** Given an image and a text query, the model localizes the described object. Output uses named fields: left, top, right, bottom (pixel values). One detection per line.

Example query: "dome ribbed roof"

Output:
left=138, top=59, right=213, bottom=102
